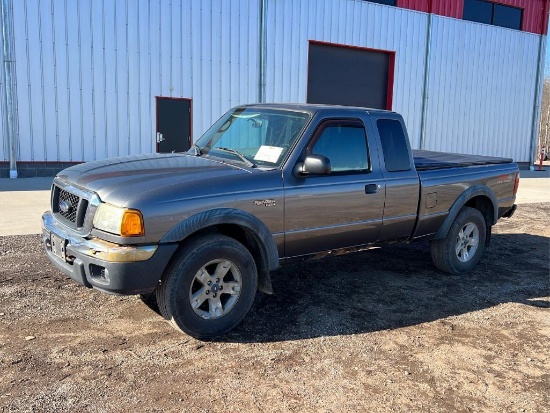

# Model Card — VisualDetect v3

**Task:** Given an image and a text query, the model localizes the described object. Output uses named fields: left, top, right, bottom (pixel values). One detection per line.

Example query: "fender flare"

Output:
left=434, top=185, right=498, bottom=240
left=161, top=208, right=280, bottom=272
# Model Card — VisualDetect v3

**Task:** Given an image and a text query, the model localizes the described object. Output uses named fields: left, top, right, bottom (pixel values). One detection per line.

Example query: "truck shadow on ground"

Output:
left=213, top=233, right=549, bottom=343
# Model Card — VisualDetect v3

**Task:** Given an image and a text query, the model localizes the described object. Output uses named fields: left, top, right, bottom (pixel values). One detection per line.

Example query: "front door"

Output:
left=283, top=119, right=386, bottom=258
left=156, top=97, right=192, bottom=153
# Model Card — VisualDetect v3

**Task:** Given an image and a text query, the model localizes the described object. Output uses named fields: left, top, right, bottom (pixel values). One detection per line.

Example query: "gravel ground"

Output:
left=1, top=203, right=549, bottom=412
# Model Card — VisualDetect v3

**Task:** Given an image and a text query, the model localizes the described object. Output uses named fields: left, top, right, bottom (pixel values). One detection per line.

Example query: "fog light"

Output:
left=90, top=264, right=109, bottom=284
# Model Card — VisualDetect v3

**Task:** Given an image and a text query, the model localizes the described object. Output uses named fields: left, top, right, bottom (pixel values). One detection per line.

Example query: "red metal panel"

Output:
left=544, top=0, right=550, bottom=35
left=431, top=0, right=463, bottom=18
left=396, top=0, right=548, bottom=34
left=386, top=53, right=395, bottom=111
left=397, top=0, right=430, bottom=12
left=397, top=0, right=463, bottom=17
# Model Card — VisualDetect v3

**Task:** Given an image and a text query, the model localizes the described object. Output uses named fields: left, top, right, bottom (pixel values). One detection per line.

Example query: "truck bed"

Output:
left=413, top=150, right=513, bottom=171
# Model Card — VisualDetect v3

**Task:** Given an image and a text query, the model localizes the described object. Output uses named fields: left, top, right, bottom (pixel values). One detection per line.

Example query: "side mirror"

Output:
left=294, top=154, right=331, bottom=176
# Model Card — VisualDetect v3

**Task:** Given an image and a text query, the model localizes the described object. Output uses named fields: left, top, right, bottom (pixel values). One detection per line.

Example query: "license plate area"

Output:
left=51, top=233, right=66, bottom=261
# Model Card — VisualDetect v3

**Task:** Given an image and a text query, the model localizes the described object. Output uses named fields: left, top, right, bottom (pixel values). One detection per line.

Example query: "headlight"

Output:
left=93, top=203, right=145, bottom=237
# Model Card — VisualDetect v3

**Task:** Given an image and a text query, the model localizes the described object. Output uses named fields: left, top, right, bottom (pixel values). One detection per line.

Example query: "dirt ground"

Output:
left=1, top=204, right=548, bottom=413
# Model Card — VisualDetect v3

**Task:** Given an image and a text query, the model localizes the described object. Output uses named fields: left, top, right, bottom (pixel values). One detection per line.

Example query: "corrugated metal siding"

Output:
left=264, top=1, right=539, bottom=161
left=3, top=0, right=542, bottom=164
left=0, top=0, right=19, bottom=164
left=424, top=16, right=539, bottom=161
left=11, top=0, right=259, bottom=162
left=0, top=13, right=6, bottom=162
left=264, top=0, right=429, bottom=149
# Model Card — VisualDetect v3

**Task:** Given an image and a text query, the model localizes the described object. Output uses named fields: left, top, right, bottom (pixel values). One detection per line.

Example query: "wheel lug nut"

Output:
left=206, top=290, right=210, bottom=295
left=216, top=278, right=220, bottom=282
left=220, top=285, right=223, bottom=290
left=213, top=293, right=217, bottom=298
left=207, top=281, right=212, bottom=286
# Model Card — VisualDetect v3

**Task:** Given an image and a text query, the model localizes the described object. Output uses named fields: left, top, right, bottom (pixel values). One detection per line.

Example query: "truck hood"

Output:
left=56, top=153, right=249, bottom=206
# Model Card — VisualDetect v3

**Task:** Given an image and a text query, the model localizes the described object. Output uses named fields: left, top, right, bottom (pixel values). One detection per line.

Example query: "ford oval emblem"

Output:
left=59, top=200, right=72, bottom=214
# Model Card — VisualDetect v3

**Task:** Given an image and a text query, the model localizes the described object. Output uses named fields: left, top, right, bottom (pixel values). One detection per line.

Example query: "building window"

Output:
left=365, top=0, right=396, bottom=6
left=493, top=4, right=523, bottom=30
left=463, top=0, right=523, bottom=31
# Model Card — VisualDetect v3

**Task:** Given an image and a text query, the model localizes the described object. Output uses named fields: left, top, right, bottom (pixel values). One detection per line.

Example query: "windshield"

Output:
left=193, top=107, right=311, bottom=168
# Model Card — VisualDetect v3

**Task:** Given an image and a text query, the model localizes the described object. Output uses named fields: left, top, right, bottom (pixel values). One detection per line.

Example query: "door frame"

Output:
left=282, top=116, right=386, bottom=258
left=155, top=96, right=193, bottom=152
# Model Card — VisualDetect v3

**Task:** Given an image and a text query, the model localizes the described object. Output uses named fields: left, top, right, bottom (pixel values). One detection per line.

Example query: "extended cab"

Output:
left=42, top=104, right=519, bottom=338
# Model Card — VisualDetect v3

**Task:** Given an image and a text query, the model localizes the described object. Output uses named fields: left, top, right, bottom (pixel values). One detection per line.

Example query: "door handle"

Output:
left=156, top=132, right=164, bottom=143
left=365, top=184, right=380, bottom=194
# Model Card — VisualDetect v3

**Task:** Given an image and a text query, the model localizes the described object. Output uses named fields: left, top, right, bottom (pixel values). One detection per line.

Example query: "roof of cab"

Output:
left=239, top=103, right=396, bottom=116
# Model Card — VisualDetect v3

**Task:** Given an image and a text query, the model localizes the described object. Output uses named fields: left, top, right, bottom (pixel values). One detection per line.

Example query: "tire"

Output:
left=430, top=207, right=487, bottom=274
left=156, top=234, right=258, bottom=339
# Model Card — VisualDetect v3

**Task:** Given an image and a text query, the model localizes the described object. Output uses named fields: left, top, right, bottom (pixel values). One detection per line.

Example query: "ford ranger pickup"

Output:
left=42, top=104, right=519, bottom=338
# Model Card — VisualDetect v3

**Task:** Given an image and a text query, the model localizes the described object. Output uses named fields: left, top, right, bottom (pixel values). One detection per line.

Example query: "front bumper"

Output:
left=42, top=212, right=178, bottom=294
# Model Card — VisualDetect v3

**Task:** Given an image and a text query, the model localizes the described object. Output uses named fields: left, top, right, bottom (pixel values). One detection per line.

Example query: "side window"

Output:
left=311, top=123, right=369, bottom=173
left=376, top=119, right=411, bottom=172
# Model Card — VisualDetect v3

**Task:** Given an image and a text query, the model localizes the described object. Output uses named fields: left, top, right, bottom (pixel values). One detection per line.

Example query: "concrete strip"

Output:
left=0, top=178, right=53, bottom=236
left=515, top=178, right=550, bottom=205
left=0, top=173, right=548, bottom=236
left=0, top=190, right=51, bottom=236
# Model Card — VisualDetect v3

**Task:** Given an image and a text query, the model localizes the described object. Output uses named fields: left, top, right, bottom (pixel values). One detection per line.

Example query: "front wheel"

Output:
left=156, top=234, right=258, bottom=339
left=430, top=207, right=487, bottom=274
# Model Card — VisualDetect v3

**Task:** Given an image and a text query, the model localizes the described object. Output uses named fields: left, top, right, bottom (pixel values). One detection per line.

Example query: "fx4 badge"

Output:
left=254, top=199, right=276, bottom=207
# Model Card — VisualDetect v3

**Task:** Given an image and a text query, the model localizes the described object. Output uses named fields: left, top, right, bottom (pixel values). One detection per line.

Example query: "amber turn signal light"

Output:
left=121, top=210, right=145, bottom=236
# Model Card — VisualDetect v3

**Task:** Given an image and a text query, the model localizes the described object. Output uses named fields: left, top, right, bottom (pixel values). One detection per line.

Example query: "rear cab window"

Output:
left=376, top=119, right=411, bottom=172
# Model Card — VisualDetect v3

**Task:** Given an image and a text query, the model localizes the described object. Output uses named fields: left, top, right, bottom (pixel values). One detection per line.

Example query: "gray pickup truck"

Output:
left=42, top=104, right=519, bottom=338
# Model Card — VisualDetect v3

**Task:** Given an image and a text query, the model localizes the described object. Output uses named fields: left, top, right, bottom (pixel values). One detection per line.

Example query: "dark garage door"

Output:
left=307, top=42, right=394, bottom=110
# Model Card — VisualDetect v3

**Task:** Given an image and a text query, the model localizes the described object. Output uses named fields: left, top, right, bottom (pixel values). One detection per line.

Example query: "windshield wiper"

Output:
left=216, top=147, right=256, bottom=168
left=188, top=143, right=203, bottom=156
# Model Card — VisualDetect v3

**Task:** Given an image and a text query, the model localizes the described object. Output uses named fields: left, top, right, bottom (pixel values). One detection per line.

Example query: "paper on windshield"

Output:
left=254, top=145, right=284, bottom=163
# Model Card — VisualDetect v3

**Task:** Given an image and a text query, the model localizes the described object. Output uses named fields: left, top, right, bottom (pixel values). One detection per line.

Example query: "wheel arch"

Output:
left=161, top=208, right=279, bottom=294
left=434, top=185, right=498, bottom=245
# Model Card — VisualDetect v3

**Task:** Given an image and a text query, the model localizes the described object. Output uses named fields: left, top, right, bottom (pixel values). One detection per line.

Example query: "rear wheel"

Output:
left=156, top=234, right=257, bottom=339
left=430, top=207, right=486, bottom=274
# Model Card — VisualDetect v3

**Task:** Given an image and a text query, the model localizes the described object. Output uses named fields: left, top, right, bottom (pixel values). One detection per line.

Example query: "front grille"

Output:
left=52, top=183, right=91, bottom=230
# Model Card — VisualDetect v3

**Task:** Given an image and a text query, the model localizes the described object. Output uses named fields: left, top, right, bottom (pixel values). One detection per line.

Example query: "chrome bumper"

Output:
left=41, top=211, right=177, bottom=295
left=42, top=212, right=157, bottom=262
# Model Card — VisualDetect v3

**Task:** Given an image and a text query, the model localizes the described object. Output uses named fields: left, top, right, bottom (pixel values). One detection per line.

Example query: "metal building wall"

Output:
left=263, top=0, right=540, bottom=161
left=10, top=0, right=259, bottom=163
left=3, top=0, right=542, bottom=165
left=0, top=9, right=6, bottom=162
left=424, top=16, right=540, bottom=160
left=263, top=0, right=429, bottom=149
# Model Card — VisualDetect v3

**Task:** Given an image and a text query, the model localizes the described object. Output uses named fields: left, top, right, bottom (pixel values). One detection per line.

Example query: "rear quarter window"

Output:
left=376, top=119, right=411, bottom=172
